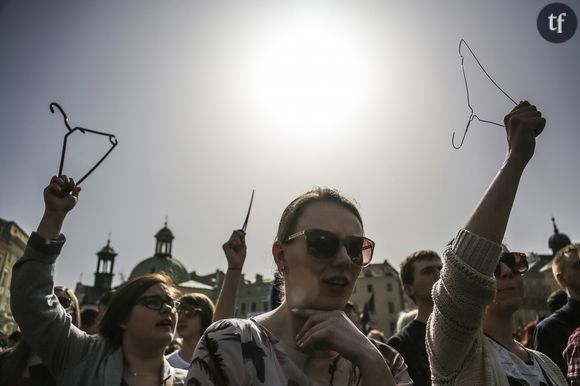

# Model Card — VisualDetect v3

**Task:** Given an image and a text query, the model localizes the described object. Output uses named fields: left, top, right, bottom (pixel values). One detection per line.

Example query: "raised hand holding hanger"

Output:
left=50, top=102, right=118, bottom=196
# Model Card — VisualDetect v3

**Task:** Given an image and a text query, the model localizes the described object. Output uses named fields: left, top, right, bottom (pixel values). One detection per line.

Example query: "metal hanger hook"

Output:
left=50, top=102, right=74, bottom=132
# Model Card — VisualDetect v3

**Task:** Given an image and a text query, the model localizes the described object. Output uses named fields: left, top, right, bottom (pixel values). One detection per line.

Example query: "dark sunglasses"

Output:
left=57, top=296, right=72, bottom=309
left=285, top=229, right=375, bottom=267
left=177, top=306, right=203, bottom=319
left=494, top=252, right=528, bottom=277
left=136, top=295, right=180, bottom=311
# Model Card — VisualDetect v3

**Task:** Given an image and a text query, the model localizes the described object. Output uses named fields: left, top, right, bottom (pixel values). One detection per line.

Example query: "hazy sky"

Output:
left=1, top=0, right=578, bottom=291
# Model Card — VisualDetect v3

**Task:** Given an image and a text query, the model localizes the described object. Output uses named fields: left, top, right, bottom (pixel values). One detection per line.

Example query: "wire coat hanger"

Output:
left=50, top=102, right=118, bottom=191
left=452, top=39, right=517, bottom=149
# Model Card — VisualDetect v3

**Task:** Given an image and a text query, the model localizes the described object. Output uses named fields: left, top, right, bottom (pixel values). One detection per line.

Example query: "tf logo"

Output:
left=537, top=2, right=577, bottom=43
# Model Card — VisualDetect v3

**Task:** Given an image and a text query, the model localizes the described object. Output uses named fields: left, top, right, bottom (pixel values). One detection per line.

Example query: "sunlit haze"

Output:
left=1, top=0, right=578, bottom=291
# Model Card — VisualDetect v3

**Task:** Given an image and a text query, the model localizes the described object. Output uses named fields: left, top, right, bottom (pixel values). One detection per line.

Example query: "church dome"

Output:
left=129, top=255, right=190, bottom=284
left=128, top=220, right=190, bottom=284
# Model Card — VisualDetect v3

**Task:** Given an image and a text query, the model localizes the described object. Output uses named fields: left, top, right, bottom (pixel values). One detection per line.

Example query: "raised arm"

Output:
left=427, top=101, right=545, bottom=382
left=463, top=101, right=544, bottom=242
left=213, top=229, right=247, bottom=321
left=11, top=176, right=96, bottom=375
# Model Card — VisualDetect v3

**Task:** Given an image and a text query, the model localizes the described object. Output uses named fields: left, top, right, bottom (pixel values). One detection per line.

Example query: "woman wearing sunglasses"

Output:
left=186, top=189, right=411, bottom=385
left=10, top=176, right=187, bottom=386
left=426, top=101, right=567, bottom=385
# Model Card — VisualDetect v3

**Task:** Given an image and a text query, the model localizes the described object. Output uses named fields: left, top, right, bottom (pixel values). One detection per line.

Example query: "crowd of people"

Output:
left=1, top=101, right=579, bottom=385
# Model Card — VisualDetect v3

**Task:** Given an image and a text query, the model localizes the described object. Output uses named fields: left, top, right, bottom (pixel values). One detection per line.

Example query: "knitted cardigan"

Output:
left=426, top=229, right=567, bottom=386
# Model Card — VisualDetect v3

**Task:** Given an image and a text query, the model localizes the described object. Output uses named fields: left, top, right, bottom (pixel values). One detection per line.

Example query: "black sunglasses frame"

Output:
left=285, top=229, right=375, bottom=267
left=494, top=252, right=529, bottom=277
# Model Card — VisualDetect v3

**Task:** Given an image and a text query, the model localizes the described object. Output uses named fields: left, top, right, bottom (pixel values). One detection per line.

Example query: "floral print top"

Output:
left=186, top=318, right=412, bottom=386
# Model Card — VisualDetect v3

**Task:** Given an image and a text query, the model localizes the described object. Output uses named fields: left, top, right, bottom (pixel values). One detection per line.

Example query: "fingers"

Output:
left=504, top=101, right=545, bottom=137
left=43, top=175, right=80, bottom=213
left=293, top=309, right=346, bottom=342
left=296, top=321, right=333, bottom=351
left=58, top=176, right=76, bottom=197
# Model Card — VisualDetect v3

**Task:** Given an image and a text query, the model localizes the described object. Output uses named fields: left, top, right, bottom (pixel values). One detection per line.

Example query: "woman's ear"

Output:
left=272, top=241, right=286, bottom=272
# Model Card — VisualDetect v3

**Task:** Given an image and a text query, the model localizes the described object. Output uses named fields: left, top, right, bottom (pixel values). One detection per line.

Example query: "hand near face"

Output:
left=222, top=230, right=247, bottom=270
left=292, top=309, right=394, bottom=378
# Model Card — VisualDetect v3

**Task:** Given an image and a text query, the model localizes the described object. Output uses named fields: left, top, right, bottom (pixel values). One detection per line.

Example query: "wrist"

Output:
left=504, top=151, right=531, bottom=169
left=37, top=211, right=66, bottom=240
left=227, top=267, right=243, bottom=271
left=356, top=347, right=391, bottom=378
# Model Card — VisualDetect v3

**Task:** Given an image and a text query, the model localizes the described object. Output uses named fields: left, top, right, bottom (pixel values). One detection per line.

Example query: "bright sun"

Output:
left=237, top=9, right=377, bottom=141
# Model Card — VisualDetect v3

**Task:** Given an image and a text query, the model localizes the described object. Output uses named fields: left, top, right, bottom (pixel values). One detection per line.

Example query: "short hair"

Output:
left=547, top=289, right=568, bottom=314
left=396, top=309, right=418, bottom=332
left=399, top=250, right=441, bottom=286
left=179, top=293, right=215, bottom=333
left=275, top=187, right=363, bottom=243
left=552, top=243, right=580, bottom=277
left=99, top=273, right=180, bottom=347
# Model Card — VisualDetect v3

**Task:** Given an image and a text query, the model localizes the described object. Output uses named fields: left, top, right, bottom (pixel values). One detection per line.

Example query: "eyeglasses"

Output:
left=285, top=229, right=375, bottom=267
left=494, top=252, right=528, bottom=277
left=136, top=295, right=180, bottom=311
left=57, top=296, right=72, bottom=309
left=177, top=306, right=203, bottom=319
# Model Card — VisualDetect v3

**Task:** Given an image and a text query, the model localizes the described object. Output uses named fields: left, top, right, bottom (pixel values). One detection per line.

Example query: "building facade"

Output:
left=0, top=218, right=29, bottom=335
left=349, top=260, right=405, bottom=337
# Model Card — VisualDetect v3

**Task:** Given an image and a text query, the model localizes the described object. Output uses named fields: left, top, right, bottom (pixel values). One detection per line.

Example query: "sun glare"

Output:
left=238, top=10, right=376, bottom=141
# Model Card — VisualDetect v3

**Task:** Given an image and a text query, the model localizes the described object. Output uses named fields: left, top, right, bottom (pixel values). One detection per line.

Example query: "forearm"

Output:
left=213, top=268, right=242, bottom=321
left=427, top=231, right=499, bottom=380
left=463, top=155, right=527, bottom=244
left=37, top=210, right=67, bottom=240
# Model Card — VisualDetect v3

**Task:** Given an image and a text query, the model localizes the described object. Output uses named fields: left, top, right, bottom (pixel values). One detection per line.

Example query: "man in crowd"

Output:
left=535, top=243, right=580, bottom=376
left=388, top=250, right=442, bottom=386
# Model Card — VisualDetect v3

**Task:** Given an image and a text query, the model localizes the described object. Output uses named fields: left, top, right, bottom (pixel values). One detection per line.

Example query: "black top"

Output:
left=534, top=297, right=580, bottom=376
left=387, top=319, right=431, bottom=386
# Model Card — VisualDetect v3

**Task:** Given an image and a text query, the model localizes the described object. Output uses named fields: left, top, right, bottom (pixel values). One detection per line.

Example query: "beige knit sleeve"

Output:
left=426, top=229, right=501, bottom=383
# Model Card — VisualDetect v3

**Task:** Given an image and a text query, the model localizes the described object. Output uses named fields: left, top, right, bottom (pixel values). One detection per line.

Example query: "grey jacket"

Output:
left=10, top=232, right=187, bottom=386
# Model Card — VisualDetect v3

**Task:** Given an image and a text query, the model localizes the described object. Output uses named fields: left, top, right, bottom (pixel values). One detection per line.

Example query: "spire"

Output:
left=549, top=216, right=571, bottom=256
left=155, top=219, right=174, bottom=256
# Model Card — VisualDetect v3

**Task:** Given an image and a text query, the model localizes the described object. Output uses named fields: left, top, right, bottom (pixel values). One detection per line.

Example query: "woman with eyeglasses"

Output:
left=166, top=293, right=215, bottom=369
left=426, top=101, right=567, bottom=385
left=186, top=189, right=411, bottom=385
left=0, top=286, right=80, bottom=386
left=10, top=176, right=187, bottom=386
left=167, top=229, right=247, bottom=370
